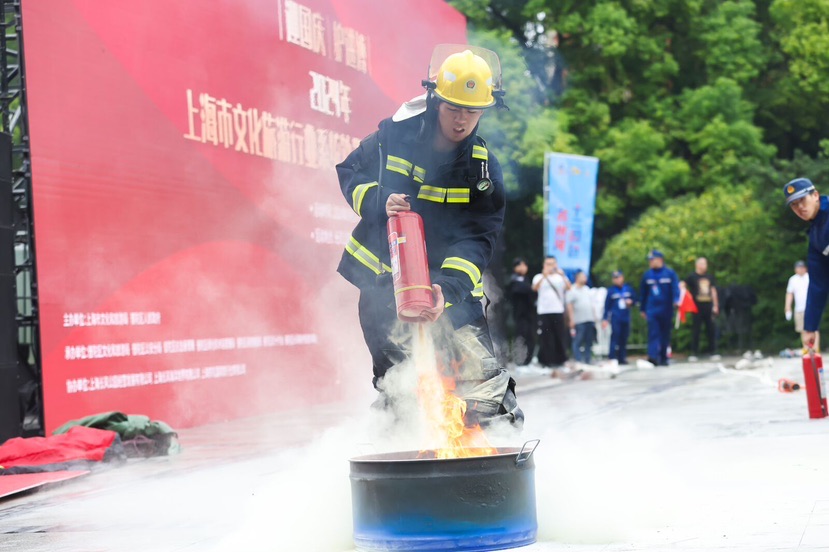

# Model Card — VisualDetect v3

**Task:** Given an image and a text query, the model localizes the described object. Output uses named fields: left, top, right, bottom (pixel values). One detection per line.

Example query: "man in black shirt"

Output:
left=685, top=257, right=720, bottom=361
left=506, top=258, right=535, bottom=366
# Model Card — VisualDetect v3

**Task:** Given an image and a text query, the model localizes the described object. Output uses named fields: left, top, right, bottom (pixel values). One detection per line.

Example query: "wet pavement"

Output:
left=1, top=356, right=827, bottom=551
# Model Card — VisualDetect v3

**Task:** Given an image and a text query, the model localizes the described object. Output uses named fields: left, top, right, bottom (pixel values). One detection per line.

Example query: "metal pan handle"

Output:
left=515, top=439, right=540, bottom=466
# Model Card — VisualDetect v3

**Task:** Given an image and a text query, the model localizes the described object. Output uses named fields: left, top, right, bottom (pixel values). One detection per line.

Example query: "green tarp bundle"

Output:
left=54, top=412, right=180, bottom=457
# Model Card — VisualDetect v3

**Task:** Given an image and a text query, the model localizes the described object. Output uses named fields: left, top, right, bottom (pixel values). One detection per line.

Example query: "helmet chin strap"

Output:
left=493, top=90, right=509, bottom=110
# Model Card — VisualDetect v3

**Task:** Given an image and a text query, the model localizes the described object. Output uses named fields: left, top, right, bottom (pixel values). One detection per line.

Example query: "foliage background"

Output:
left=448, top=0, right=829, bottom=353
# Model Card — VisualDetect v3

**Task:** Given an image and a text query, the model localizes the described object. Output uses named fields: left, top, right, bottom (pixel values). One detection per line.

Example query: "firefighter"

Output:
left=784, top=177, right=829, bottom=350
left=336, top=45, right=522, bottom=428
left=639, top=250, right=680, bottom=366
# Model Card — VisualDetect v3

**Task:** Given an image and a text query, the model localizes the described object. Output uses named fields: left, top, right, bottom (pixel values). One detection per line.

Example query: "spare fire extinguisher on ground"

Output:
left=387, top=211, right=433, bottom=323
left=801, top=350, right=828, bottom=419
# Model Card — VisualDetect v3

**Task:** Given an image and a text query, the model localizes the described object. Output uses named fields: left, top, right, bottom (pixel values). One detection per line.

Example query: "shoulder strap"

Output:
left=543, top=275, right=564, bottom=302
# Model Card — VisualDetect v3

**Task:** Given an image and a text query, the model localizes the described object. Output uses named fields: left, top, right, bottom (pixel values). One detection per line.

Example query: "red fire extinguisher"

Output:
left=801, top=350, right=828, bottom=419
left=387, top=211, right=433, bottom=323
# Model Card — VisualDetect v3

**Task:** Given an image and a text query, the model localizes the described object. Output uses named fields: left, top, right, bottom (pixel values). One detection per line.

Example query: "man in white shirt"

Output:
left=785, top=260, right=817, bottom=347
left=567, top=271, right=597, bottom=365
left=532, top=256, right=571, bottom=367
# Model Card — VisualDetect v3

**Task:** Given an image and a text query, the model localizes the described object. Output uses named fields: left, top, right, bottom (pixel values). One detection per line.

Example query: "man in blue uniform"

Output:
left=639, top=250, right=680, bottom=366
left=336, top=45, right=522, bottom=428
left=602, top=270, right=635, bottom=365
left=784, top=177, right=829, bottom=350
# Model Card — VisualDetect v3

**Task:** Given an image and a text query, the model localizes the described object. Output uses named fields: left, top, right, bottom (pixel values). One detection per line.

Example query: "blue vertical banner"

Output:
left=543, top=152, right=600, bottom=274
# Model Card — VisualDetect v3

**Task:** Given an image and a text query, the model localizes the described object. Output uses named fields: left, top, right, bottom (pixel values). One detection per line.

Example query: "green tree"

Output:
left=448, top=0, right=829, bottom=351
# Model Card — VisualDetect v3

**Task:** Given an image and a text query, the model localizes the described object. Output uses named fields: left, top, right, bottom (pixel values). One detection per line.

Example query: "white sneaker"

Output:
left=742, top=351, right=753, bottom=359
left=753, top=350, right=763, bottom=359
left=688, top=355, right=699, bottom=362
left=636, top=358, right=655, bottom=369
left=709, top=354, right=722, bottom=361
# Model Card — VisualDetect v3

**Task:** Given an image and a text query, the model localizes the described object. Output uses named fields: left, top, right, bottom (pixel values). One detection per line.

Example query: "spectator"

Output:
left=722, top=285, right=757, bottom=352
left=639, top=250, right=680, bottom=366
left=506, top=258, right=535, bottom=366
left=603, top=270, right=635, bottom=365
left=532, top=256, right=571, bottom=367
left=685, top=257, right=720, bottom=361
left=785, top=260, right=817, bottom=348
left=567, top=270, right=597, bottom=365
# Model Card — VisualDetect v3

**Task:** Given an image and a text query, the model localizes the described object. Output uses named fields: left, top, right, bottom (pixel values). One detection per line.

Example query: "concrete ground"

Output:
left=0, top=356, right=827, bottom=552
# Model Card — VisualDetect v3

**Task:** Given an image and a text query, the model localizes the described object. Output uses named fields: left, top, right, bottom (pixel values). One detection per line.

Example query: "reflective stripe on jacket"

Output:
left=335, top=113, right=505, bottom=329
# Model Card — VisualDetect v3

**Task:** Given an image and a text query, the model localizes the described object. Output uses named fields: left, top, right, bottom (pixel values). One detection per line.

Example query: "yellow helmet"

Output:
left=425, top=45, right=504, bottom=109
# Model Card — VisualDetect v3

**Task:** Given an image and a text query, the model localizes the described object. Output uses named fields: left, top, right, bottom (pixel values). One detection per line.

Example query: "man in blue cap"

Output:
left=639, top=250, right=680, bottom=366
left=602, top=270, right=635, bottom=364
left=784, top=177, right=829, bottom=349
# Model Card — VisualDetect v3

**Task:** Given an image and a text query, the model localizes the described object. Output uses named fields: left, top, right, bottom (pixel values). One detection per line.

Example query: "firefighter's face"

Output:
left=436, top=102, right=483, bottom=145
left=790, top=190, right=820, bottom=221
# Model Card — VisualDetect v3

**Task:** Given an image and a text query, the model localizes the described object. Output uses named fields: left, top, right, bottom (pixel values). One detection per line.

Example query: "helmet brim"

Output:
left=433, top=90, right=495, bottom=109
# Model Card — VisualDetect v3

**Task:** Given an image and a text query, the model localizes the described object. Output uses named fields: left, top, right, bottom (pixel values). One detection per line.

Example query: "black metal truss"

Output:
left=1, top=0, right=42, bottom=435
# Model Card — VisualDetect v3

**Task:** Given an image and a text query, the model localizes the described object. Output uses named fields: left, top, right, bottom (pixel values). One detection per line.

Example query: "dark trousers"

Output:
left=609, top=319, right=630, bottom=364
left=647, top=311, right=673, bottom=365
left=537, top=312, right=569, bottom=367
left=572, top=322, right=596, bottom=364
left=512, top=311, right=535, bottom=365
left=691, top=303, right=716, bottom=355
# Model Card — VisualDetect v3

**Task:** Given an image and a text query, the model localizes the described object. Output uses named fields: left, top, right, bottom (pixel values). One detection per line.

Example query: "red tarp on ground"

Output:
left=0, top=426, right=117, bottom=469
left=0, top=470, right=90, bottom=499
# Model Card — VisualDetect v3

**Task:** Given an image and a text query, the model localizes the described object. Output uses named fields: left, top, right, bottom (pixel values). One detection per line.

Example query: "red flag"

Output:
left=678, top=288, right=698, bottom=323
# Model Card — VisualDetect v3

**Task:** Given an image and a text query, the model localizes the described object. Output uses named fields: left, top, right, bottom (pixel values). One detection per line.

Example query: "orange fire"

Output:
left=415, top=326, right=497, bottom=459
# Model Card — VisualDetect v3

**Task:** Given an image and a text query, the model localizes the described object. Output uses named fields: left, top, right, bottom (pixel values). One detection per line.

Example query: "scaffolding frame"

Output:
left=1, top=0, right=43, bottom=435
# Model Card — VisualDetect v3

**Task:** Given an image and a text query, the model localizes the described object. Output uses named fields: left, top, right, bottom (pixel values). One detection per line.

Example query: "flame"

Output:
left=414, top=325, right=497, bottom=459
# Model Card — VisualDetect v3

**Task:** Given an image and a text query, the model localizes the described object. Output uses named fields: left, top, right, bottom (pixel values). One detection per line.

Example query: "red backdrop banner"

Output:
left=20, top=0, right=466, bottom=432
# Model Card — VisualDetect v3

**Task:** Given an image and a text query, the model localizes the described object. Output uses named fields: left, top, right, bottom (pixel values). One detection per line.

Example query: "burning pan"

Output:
left=349, top=440, right=539, bottom=552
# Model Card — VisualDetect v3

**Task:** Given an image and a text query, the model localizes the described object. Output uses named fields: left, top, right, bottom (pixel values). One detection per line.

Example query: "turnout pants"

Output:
left=358, top=289, right=523, bottom=428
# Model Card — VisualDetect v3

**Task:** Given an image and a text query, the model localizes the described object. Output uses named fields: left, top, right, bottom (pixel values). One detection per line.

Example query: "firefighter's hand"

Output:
left=640, top=312, right=648, bottom=320
left=802, top=331, right=817, bottom=350
left=386, top=193, right=411, bottom=217
left=601, top=320, right=609, bottom=329
left=420, top=284, right=445, bottom=323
